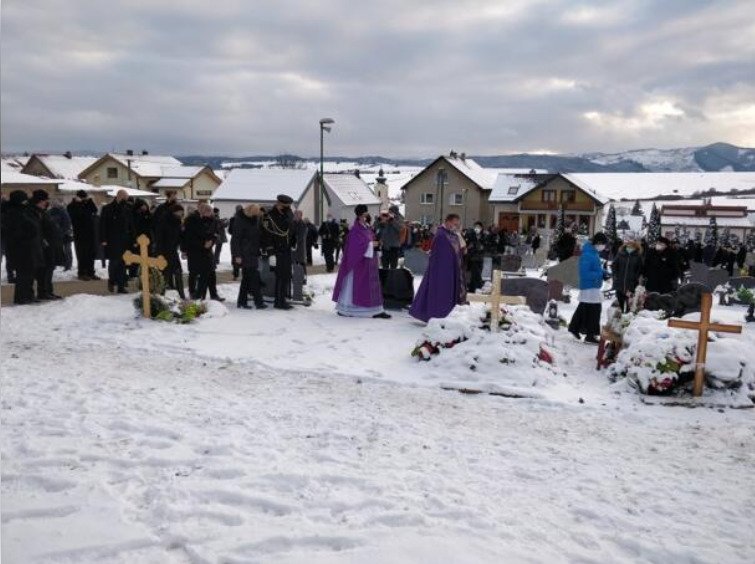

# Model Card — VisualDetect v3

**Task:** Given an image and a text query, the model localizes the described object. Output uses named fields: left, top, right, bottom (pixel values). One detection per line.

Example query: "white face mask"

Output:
left=595, top=244, right=606, bottom=252
left=655, top=244, right=666, bottom=252
left=474, top=227, right=482, bottom=234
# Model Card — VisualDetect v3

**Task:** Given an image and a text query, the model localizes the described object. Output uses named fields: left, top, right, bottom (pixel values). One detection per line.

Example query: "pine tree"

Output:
left=704, top=216, right=718, bottom=247
left=646, top=203, right=661, bottom=245
left=605, top=204, right=618, bottom=249
left=551, top=206, right=565, bottom=250
left=631, top=200, right=643, bottom=216
left=720, top=227, right=731, bottom=247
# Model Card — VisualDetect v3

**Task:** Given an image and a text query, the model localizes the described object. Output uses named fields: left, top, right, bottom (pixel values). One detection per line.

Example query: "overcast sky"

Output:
left=1, top=0, right=754, bottom=157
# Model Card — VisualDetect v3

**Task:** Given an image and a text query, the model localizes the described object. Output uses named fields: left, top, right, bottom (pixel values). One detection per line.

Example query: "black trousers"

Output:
left=238, top=266, right=263, bottom=306
left=195, top=268, right=219, bottom=300
left=108, top=256, right=127, bottom=290
left=322, top=244, right=335, bottom=272
left=306, top=244, right=313, bottom=265
left=569, top=302, right=602, bottom=337
left=274, top=250, right=292, bottom=305
left=381, top=247, right=400, bottom=270
left=214, top=243, right=223, bottom=266
left=615, top=291, right=629, bottom=313
left=468, top=260, right=483, bottom=293
left=35, top=264, right=54, bottom=298
left=164, top=254, right=185, bottom=299
left=335, top=245, right=342, bottom=264
left=74, top=238, right=95, bottom=277
left=13, top=269, right=35, bottom=304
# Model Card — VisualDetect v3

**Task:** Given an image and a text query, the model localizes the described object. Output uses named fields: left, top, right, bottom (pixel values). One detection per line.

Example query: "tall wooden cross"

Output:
left=467, top=269, right=526, bottom=332
left=123, top=234, right=168, bottom=318
left=667, top=292, right=742, bottom=396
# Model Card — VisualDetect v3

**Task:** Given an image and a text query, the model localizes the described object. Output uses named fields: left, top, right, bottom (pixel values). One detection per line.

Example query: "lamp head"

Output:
left=319, top=117, right=335, bottom=125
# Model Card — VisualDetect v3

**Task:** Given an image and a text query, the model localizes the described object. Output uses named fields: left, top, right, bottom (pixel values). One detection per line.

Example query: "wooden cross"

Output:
left=123, top=234, right=168, bottom=318
left=667, top=292, right=742, bottom=397
left=467, top=269, right=526, bottom=332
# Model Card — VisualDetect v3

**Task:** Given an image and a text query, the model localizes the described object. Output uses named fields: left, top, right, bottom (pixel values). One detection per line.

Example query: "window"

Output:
left=541, top=189, right=556, bottom=203
left=420, top=214, right=433, bottom=225
left=420, top=193, right=434, bottom=204
left=106, top=167, right=118, bottom=179
left=196, top=190, right=213, bottom=196
left=450, top=192, right=464, bottom=205
left=560, top=190, right=576, bottom=203
left=507, top=186, right=519, bottom=195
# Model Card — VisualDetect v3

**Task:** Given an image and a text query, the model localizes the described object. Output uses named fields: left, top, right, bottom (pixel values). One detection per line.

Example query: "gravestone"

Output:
left=547, top=279, right=565, bottom=301
left=259, top=259, right=277, bottom=301
left=707, top=268, right=731, bottom=290
left=547, top=256, right=580, bottom=288
left=688, top=261, right=708, bottom=285
left=501, top=277, right=549, bottom=315
left=516, top=244, right=530, bottom=257
left=481, top=256, right=493, bottom=281
left=404, top=248, right=429, bottom=276
left=292, top=263, right=305, bottom=302
left=259, top=258, right=306, bottom=304
left=644, top=282, right=710, bottom=317
left=500, top=254, right=522, bottom=272
left=380, top=268, right=414, bottom=309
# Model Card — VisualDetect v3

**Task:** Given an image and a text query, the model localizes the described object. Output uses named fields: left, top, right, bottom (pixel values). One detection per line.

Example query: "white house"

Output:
left=321, top=173, right=381, bottom=221
left=211, top=168, right=317, bottom=218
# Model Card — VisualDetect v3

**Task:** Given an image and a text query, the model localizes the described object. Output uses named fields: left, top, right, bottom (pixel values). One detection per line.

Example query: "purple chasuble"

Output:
left=409, top=226, right=465, bottom=322
left=332, top=220, right=383, bottom=308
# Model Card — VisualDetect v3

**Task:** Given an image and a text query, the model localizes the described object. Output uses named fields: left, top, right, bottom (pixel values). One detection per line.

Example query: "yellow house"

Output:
left=489, top=173, right=606, bottom=236
left=77, top=152, right=221, bottom=199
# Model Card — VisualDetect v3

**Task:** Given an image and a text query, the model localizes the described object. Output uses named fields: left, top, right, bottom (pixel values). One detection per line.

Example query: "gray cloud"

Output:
left=2, top=0, right=754, bottom=157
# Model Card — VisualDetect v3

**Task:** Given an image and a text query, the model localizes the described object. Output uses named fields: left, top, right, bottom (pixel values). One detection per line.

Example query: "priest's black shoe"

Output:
left=274, top=302, right=293, bottom=310
left=373, top=312, right=392, bottom=319
left=255, top=302, right=268, bottom=310
left=237, top=303, right=253, bottom=309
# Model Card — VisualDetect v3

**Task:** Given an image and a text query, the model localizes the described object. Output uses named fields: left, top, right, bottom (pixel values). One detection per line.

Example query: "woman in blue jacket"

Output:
left=569, top=232, right=608, bottom=343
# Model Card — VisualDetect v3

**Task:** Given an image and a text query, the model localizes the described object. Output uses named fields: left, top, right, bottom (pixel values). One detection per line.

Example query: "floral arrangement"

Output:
left=133, top=294, right=208, bottom=324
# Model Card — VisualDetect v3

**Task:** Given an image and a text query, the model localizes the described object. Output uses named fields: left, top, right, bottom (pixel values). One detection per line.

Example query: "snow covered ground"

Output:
left=2, top=275, right=754, bottom=563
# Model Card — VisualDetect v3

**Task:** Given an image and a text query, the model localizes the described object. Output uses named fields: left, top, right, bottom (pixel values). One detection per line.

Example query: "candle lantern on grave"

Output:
left=545, top=299, right=560, bottom=330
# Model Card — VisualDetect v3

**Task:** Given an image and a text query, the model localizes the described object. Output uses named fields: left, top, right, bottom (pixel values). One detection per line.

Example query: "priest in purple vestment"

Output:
left=409, top=214, right=466, bottom=323
left=332, top=205, right=392, bottom=319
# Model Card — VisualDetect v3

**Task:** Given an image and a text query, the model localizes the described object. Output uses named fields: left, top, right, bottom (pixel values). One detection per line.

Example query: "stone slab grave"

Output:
left=403, top=247, right=429, bottom=276
left=547, top=256, right=579, bottom=289
left=379, top=268, right=414, bottom=309
left=643, top=282, right=710, bottom=317
left=481, top=256, right=493, bottom=281
left=500, top=277, right=549, bottom=315
left=688, top=261, right=731, bottom=290
left=259, top=258, right=308, bottom=305
left=500, top=254, right=522, bottom=273
left=707, top=268, right=731, bottom=290
left=547, top=279, right=565, bottom=302
left=728, top=276, right=755, bottom=290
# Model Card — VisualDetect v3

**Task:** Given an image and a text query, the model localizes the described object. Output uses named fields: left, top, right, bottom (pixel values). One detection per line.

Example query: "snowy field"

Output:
left=2, top=275, right=754, bottom=563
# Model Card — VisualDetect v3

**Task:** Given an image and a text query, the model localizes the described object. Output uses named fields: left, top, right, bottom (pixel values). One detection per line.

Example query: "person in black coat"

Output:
left=156, top=204, right=186, bottom=299
left=231, top=204, right=266, bottom=309
left=318, top=214, right=340, bottom=272
left=67, top=190, right=99, bottom=280
left=129, top=198, right=153, bottom=278
left=29, top=190, right=64, bottom=300
left=228, top=204, right=243, bottom=280
left=0, top=195, right=16, bottom=283
left=182, top=203, right=224, bottom=301
left=100, top=190, right=134, bottom=293
left=305, top=219, right=318, bottom=265
left=3, top=191, right=44, bottom=304
left=465, top=222, right=486, bottom=293
left=643, top=237, right=679, bottom=294
left=611, top=240, right=643, bottom=312
left=262, top=194, right=295, bottom=309
left=555, top=230, right=577, bottom=262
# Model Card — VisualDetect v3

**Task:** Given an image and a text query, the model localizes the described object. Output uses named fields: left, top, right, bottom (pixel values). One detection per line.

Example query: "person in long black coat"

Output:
left=182, top=203, right=223, bottom=301
left=156, top=204, right=186, bottom=299
left=28, top=190, right=64, bottom=300
left=3, top=191, right=44, bottom=304
left=611, top=240, right=643, bottom=312
left=228, top=204, right=243, bottom=280
left=318, top=215, right=340, bottom=272
left=231, top=204, right=266, bottom=309
left=100, top=190, right=134, bottom=293
left=0, top=195, right=15, bottom=283
left=643, top=237, right=679, bottom=294
left=67, top=190, right=99, bottom=280
left=555, top=230, right=577, bottom=262
left=129, top=198, right=153, bottom=278
left=465, top=222, right=486, bottom=293
left=262, top=194, right=295, bottom=309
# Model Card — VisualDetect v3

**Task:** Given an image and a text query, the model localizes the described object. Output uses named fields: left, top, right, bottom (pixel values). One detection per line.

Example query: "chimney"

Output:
left=64, top=151, right=72, bottom=159
left=460, top=152, right=466, bottom=161
left=126, top=149, right=134, bottom=156
left=142, top=150, right=149, bottom=156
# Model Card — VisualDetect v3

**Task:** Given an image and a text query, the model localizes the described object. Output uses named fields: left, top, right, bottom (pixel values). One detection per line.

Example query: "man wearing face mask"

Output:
left=569, top=232, right=608, bottom=343
left=262, top=194, right=295, bottom=309
left=611, top=238, right=643, bottom=313
left=318, top=213, right=339, bottom=273
left=465, top=221, right=486, bottom=292
left=643, top=236, right=679, bottom=294
left=29, top=190, right=65, bottom=300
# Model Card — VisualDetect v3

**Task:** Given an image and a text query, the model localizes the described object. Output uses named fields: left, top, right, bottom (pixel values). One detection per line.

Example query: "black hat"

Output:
left=276, top=194, right=293, bottom=205
left=9, top=190, right=28, bottom=205
left=30, top=189, right=49, bottom=203
left=591, top=232, right=608, bottom=245
left=355, top=204, right=368, bottom=216
left=76, top=189, right=89, bottom=199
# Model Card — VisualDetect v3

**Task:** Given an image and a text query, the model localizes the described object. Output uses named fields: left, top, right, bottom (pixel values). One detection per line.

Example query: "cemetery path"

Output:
left=2, top=329, right=754, bottom=562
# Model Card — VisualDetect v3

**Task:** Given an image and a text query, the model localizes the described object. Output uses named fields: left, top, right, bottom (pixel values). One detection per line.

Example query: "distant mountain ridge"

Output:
left=180, top=142, right=755, bottom=173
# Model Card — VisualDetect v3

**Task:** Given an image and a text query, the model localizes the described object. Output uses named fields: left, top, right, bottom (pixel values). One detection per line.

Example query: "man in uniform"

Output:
left=262, top=194, right=295, bottom=310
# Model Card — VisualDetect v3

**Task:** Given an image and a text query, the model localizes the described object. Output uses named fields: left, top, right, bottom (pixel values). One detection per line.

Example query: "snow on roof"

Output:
left=107, top=154, right=183, bottom=178
left=323, top=173, right=380, bottom=206
left=57, top=179, right=106, bottom=193
left=212, top=168, right=316, bottom=203
left=560, top=174, right=610, bottom=205
left=1, top=156, right=29, bottom=172
left=152, top=177, right=190, bottom=188
left=488, top=174, right=539, bottom=202
left=32, top=155, right=98, bottom=179
left=1, top=171, right=60, bottom=185
left=443, top=156, right=498, bottom=189
left=659, top=216, right=753, bottom=229
left=104, top=186, right=159, bottom=198
left=564, top=172, right=755, bottom=201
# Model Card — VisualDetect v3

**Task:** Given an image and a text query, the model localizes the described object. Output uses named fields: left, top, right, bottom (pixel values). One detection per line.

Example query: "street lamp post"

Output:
left=318, top=118, right=335, bottom=225
left=436, top=167, right=447, bottom=225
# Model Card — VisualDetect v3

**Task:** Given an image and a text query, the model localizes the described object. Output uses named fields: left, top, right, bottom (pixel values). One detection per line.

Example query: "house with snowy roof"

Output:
left=22, top=153, right=99, bottom=180
left=488, top=173, right=607, bottom=236
left=0, top=171, right=61, bottom=199
left=660, top=203, right=753, bottom=242
left=211, top=168, right=318, bottom=218
left=77, top=151, right=221, bottom=199
left=321, top=173, right=381, bottom=221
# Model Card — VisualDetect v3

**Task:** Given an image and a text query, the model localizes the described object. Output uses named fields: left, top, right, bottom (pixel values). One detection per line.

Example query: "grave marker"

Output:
left=122, top=234, right=168, bottom=318
left=467, top=270, right=526, bottom=332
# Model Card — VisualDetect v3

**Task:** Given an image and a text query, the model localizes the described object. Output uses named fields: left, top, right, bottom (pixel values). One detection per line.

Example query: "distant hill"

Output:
left=179, top=142, right=755, bottom=173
